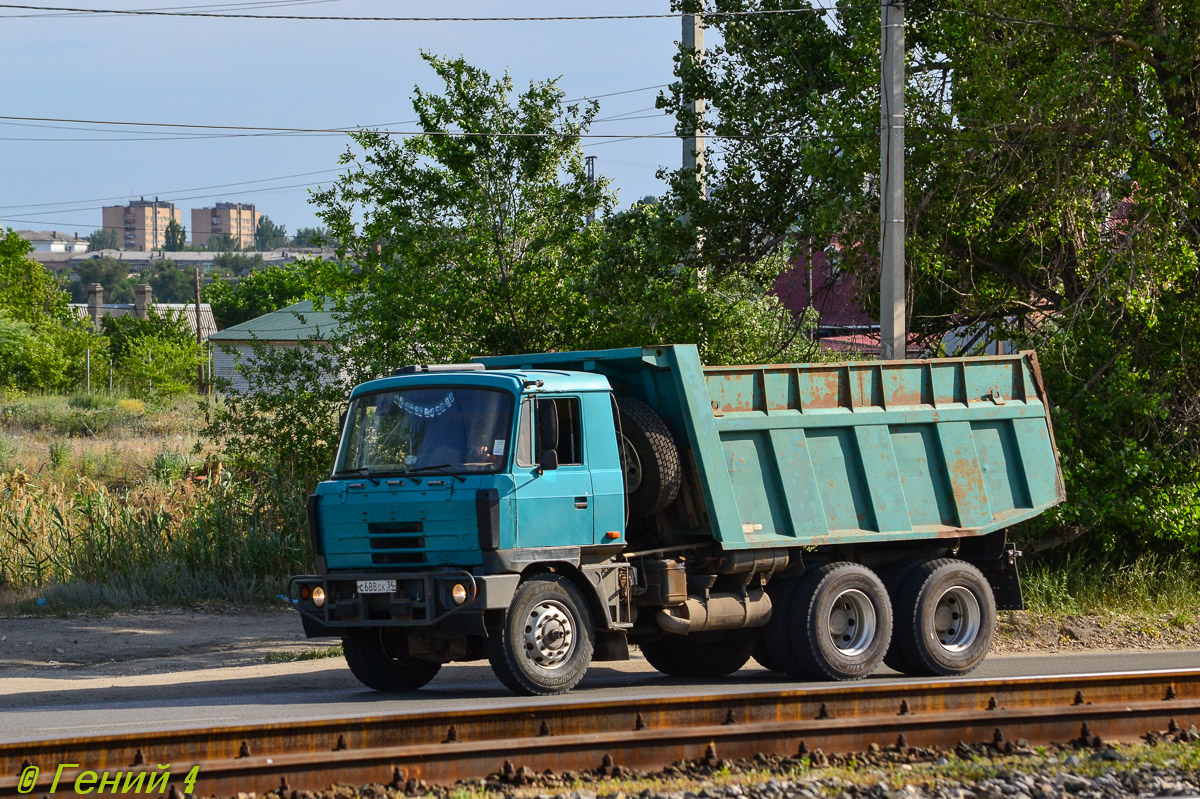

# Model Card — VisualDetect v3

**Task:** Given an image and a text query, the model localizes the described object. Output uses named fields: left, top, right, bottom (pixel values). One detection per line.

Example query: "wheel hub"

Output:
left=827, top=588, right=876, bottom=656
left=523, top=599, right=575, bottom=669
left=933, top=586, right=980, bottom=652
left=620, top=433, right=643, bottom=493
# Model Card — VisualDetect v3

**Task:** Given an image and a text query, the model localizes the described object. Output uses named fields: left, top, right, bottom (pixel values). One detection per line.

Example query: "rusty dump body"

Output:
left=477, top=345, right=1066, bottom=553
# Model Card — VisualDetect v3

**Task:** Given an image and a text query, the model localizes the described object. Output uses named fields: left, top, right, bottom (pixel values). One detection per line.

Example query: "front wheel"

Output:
left=487, top=574, right=595, bottom=695
left=342, top=628, right=441, bottom=692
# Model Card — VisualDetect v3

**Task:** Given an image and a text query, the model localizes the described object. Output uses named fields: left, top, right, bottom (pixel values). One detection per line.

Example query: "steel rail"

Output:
left=3, top=669, right=1198, bottom=797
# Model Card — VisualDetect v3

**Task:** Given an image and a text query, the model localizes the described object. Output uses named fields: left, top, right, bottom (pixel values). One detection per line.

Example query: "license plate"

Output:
left=356, top=579, right=396, bottom=594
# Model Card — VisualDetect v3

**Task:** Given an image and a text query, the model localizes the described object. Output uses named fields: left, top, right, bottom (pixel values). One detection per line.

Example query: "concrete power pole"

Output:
left=585, top=155, right=597, bottom=224
left=194, top=266, right=206, bottom=394
left=682, top=10, right=707, bottom=198
left=880, top=0, right=906, bottom=360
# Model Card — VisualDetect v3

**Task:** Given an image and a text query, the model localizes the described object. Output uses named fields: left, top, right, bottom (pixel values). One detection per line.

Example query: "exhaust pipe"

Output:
left=655, top=589, right=772, bottom=635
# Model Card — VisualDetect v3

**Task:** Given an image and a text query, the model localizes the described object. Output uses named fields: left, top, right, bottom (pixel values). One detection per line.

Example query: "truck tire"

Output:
left=879, top=557, right=928, bottom=674
left=752, top=639, right=782, bottom=672
left=783, top=562, right=893, bottom=681
left=486, top=574, right=595, bottom=696
left=617, top=396, right=681, bottom=517
left=641, top=632, right=756, bottom=678
left=342, top=629, right=441, bottom=692
left=889, top=558, right=996, bottom=677
left=756, top=578, right=794, bottom=672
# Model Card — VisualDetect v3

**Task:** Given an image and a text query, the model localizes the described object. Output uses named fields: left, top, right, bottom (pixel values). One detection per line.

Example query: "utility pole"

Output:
left=880, top=0, right=906, bottom=360
left=194, top=266, right=206, bottom=394
left=585, top=155, right=597, bottom=224
left=682, top=9, right=707, bottom=198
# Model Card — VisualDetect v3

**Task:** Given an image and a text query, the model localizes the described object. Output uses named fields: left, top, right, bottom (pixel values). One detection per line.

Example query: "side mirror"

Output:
left=537, top=449, right=559, bottom=473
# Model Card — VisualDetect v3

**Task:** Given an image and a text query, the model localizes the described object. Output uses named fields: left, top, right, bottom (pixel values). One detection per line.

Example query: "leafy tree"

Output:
left=210, top=252, right=263, bottom=278
left=292, top=226, right=337, bottom=248
left=0, top=230, right=106, bottom=392
left=307, top=53, right=613, bottom=375
left=86, top=228, right=119, bottom=251
left=69, top=257, right=136, bottom=304
left=101, top=310, right=194, bottom=363
left=254, top=215, right=289, bottom=251
left=164, top=219, right=187, bottom=252
left=206, top=233, right=241, bottom=252
left=203, top=265, right=309, bottom=329
left=0, top=229, right=73, bottom=324
left=142, top=259, right=196, bottom=303
left=660, top=1, right=1200, bottom=554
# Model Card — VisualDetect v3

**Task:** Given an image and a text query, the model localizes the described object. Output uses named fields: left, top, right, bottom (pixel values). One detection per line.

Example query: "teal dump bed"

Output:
left=475, top=345, right=1065, bottom=551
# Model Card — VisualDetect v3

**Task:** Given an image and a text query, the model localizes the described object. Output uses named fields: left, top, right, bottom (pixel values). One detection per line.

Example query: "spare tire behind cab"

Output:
left=617, top=396, right=682, bottom=517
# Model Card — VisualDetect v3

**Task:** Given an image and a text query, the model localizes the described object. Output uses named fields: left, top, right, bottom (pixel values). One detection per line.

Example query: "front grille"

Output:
left=368, top=521, right=424, bottom=534
left=371, top=552, right=427, bottom=565
left=367, top=521, right=426, bottom=565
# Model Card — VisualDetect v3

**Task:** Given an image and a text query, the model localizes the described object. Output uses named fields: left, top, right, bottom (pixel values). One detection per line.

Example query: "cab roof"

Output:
left=350, top=368, right=612, bottom=399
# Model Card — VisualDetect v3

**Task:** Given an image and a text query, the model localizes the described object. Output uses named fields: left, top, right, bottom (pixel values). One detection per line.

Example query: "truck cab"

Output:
left=294, top=364, right=634, bottom=695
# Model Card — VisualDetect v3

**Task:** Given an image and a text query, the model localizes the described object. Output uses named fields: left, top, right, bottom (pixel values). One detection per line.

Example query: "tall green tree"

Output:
left=254, top=215, right=289, bottom=251
left=0, top=229, right=72, bottom=324
left=69, top=257, right=136, bottom=304
left=292, top=226, right=337, bottom=248
left=163, top=219, right=187, bottom=251
left=661, top=0, right=1200, bottom=553
left=0, top=229, right=105, bottom=392
left=206, top=233, right=241, bottom=252
left=203, top=265, right=309, bottom=328
left=144, top=260, right=193, bottom=303
left=308, top=53, right=613, bottom=374
left=86, top=228, right=119, bottom=251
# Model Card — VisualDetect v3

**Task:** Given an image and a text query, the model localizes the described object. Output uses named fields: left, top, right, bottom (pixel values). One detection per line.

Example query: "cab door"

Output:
left=513, top=395, right=594, bottom=549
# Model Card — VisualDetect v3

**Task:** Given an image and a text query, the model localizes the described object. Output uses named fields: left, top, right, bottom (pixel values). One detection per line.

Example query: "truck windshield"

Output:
left=335, top=387, right=514, bottom=476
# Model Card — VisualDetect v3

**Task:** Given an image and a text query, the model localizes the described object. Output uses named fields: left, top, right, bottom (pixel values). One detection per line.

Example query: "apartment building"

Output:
left=191, top=202, right=260, bottom=249
left=101, top=198, right=182, bottom=252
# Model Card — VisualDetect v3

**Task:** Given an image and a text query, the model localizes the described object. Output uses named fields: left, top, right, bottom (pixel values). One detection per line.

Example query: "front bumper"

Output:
left=290, top=570, right=520, bottom=635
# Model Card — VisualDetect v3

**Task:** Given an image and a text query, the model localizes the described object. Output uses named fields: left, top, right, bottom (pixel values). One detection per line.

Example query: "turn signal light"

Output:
left=312, top=586, right=326, bottom=608
left=300, top=585, right=312, bottom=600
left=605, top=530, right=621, bottom=540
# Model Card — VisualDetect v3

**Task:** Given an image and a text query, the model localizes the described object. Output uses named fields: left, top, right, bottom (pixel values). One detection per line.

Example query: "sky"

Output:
left=0, top=0, right=685, bottom=242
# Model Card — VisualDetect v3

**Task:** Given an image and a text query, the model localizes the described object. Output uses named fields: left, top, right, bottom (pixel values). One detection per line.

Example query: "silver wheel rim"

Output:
left=523, top=599, right=575, bottom=669
left=933, top=586, right=980, bottom=652
left=828, top=588, right=876, bottom=656
left=620, top=433, right=643, bottom=493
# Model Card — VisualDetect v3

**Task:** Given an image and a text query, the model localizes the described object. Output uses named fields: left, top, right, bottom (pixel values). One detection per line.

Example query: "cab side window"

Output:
left=535, top=397, right=583, bottom=466
left=516, top=397, right=534, bottom=468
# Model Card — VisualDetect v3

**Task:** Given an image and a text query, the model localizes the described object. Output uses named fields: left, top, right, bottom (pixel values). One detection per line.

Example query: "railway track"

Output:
left=4, top=669, right=1199, bottom=797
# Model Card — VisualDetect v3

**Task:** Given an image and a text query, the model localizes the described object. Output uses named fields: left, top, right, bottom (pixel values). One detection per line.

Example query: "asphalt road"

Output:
left=5, top=649, right=1200, bottom=744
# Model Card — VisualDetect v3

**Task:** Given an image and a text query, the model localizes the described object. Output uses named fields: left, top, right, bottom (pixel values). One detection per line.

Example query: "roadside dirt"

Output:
left=1, top=608, right=1199, bottom=679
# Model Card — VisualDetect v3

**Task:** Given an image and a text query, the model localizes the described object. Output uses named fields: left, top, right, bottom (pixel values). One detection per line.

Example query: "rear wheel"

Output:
left=783, top=563, right=893, bottom=681
left=890, top=559, right=996, bottom=676
left=342, top=629, right=441, bottom=692
left=641, top=632, right=757, bottom=678
left=487, top=574, right=595, bottom=696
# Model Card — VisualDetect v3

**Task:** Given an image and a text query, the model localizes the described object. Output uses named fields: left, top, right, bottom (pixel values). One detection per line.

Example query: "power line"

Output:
left=0, top=113, right=740, bottom=139
left=0, top=169, right=346, bottom=213
left=0, top=3, right=849, bottom=20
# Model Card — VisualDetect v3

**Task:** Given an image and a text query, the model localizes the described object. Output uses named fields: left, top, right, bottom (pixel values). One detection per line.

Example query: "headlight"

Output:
left=450, top=583, right=468, bottom=605
left=312, top=586, right=326, bottom=608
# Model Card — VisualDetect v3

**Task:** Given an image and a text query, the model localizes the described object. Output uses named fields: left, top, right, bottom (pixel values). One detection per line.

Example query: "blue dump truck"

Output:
left=292, top=345, right=1065, bottom=695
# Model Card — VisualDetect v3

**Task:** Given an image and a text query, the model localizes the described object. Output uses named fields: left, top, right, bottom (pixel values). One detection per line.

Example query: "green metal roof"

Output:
left=208, top=299, right=341, bottom=342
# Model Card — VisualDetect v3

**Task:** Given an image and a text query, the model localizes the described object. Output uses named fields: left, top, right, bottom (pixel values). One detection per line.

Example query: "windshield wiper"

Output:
left=401, top=464, right=466, bottom=483
left=332, top=468, right=381, bottom=485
